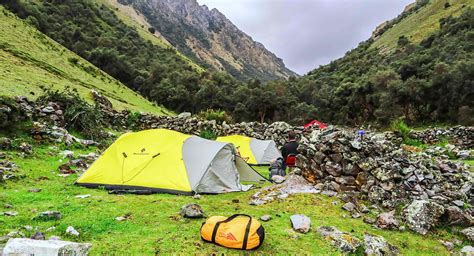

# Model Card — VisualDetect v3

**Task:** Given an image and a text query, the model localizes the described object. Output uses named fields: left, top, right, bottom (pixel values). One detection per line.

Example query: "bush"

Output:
left=37, top=88, right=105, bottom=140
left=198, top=109, right=233, bottom=124
left=199, top=127, right=217, bottom=140
left=0, top=96, right=24, bottom=130
left=390, top=119, right=411, bottom=138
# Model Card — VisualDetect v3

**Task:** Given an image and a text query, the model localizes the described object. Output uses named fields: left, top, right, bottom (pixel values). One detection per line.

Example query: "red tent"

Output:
left=304, top=120, right=327, bottom=129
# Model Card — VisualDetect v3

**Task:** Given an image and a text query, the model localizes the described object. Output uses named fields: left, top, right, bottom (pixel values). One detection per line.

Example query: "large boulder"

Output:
left=317, top=226, right=361, bottom=253
left=364, top=234, right=399, bottom=256
left=402, top=200, right=445, bottom=235
left=3, top=238, right=91, bottom=255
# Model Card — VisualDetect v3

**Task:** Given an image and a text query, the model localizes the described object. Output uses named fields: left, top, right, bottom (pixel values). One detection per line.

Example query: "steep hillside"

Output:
left=288, top=1, right=474, bottom=126
left=100, top=0, right=204, bottom=73
left=371, top=0, right=471, bottom=53
left=116, top=0, right=297, bottom=81
left=0, top=6, right=168, bottom=115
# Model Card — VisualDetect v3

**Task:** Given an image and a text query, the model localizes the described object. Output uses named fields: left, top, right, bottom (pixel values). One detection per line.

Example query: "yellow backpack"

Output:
left=201, top=214, right=265, bottom=250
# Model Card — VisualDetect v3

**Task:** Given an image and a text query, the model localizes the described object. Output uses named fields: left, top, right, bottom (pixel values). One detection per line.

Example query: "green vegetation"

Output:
left=0, top=140, right=468, bottom=255
left=372, top=0, right=470, bottom=52
left=0, top=6, right=166, bottom=115
left=198, top=128, right=218, bottom=140
left=2, top=1, right=472, bottom=127
left=293, top=6, right=474, bottom=126
left=37, top=89, right=106, bottom=140
left=198, top=109, right=233, bottom=124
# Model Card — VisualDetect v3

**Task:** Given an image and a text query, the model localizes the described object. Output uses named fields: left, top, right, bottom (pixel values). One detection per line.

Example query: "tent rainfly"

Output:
left=76, top=129, right=266, bottom=195
left=216, top=135, right=282, bottom=165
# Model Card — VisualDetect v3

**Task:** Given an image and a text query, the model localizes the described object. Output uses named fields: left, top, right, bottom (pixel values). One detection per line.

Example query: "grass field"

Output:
left=0, top=137, right=470, bottom=255
left=371, top=0, right=473, bottom=52
left=0, top=6, right=170, bottom=115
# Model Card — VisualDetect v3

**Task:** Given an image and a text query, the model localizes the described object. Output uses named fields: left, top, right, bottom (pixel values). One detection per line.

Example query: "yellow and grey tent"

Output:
left=216, top=135, right=282, bottom=165
left=76, top=129, right=266, bottom=195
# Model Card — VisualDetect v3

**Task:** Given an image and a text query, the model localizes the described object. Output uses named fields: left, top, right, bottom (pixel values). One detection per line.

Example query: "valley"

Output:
left=0, top=0, right=473, bottom=255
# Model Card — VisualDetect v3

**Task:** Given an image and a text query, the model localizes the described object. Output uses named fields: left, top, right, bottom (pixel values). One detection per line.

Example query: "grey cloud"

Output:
left=198, top=0, right=413, bottom=75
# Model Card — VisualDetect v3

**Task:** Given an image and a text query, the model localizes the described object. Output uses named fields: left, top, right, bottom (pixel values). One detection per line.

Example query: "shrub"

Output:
left=198, top=109, right=233, bottom=124
left=0, top=96, right=24, bottom=130
left=67, top=57, right=79, bottom=65
left=37, top=88, right=105, bottom=140
left=390, top=119, right=411, bottom=139
left=199, top=127, right=217, bottom=140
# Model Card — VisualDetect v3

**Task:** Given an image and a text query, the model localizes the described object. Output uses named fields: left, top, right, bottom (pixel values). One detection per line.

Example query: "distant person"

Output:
left=281, top=131, right=299, bottom=171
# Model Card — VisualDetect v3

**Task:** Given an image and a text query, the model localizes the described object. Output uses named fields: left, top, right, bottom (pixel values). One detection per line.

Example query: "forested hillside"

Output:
left=292, top=1, right=473, bottom=126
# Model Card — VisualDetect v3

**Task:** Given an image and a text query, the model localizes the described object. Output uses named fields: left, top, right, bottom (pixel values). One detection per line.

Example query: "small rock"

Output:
left=360, top=205, right=370, bottom=214
left=461, top=227, right=474, bottom=243
left=28, top=188, right=42, bottom=193
left=4, top=203, right=13, bottom=208
left=74, top=194, right=90, bottom=199
left=115, top=213, right=131, bottom=222
left=364, top=217, right=376, bottom=224
left=34, top=211, right=62, bottom=221
left=192, top=194, right=201, bottom=200
left=59, top=150, right=74, bottom=159
left=180, top=203, right=204, bottom=218
left=364, top=233, right=399, bottom=256
left=321, top=190, right=337, bottom=197
left=65, top=226, right=79, bottom=237
left=271, top=175, right=286, bottom=184
left=461, top=246, right=474, bottom=255
left=342, top=202, right=356, bottom=212
left=4, top=211, right=18, bottom=217
left=30, top=232, right=45, bottom=240
left=352, top=212, right=361, bottom=218
left=453, top=200, right=464, bottom=207
left=376, top=211, right=399, bottom=230
left=317, top=226, right=361, bottom=253
left=260, top=215, right=271, bottom=222
left=290, top=214, right=311, bottom=233
left=439, top=240, right=454, bottom=251
left=3, top=238, right=91, bottom=255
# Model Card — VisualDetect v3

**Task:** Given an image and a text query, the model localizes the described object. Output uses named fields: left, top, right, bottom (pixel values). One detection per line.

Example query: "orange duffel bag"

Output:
left=201, top=214, right=265, bottom=250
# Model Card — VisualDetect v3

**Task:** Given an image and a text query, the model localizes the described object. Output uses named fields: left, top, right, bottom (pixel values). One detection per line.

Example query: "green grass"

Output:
left=371, top=0, right=473, bottom=52
left=0, top=141, right=468, bottom=255
left=0, top=6, right=171, bottom=115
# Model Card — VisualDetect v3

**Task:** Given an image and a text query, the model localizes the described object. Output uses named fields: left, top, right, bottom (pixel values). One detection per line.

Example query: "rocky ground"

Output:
left=0, top=92, right=473, bottom=255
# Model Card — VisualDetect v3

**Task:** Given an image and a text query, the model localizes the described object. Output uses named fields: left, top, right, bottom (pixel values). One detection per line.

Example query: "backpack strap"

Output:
left=242, top=217, right=252, bottom=250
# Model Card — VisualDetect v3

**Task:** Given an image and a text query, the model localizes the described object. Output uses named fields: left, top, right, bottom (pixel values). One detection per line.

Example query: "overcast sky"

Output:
left=198, top=0, right=413, bottom=75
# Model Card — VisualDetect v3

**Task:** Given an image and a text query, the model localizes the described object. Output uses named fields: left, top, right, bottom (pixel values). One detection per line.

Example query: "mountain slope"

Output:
left=0, top=6, right=169, bottom=115
left=371, top=0, right=471, bottom=53
left=100, top=0, right=204, bottom=73
left=288, top=1, right=474, bottom=125
left=116, top=0, right=297, bottom=81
